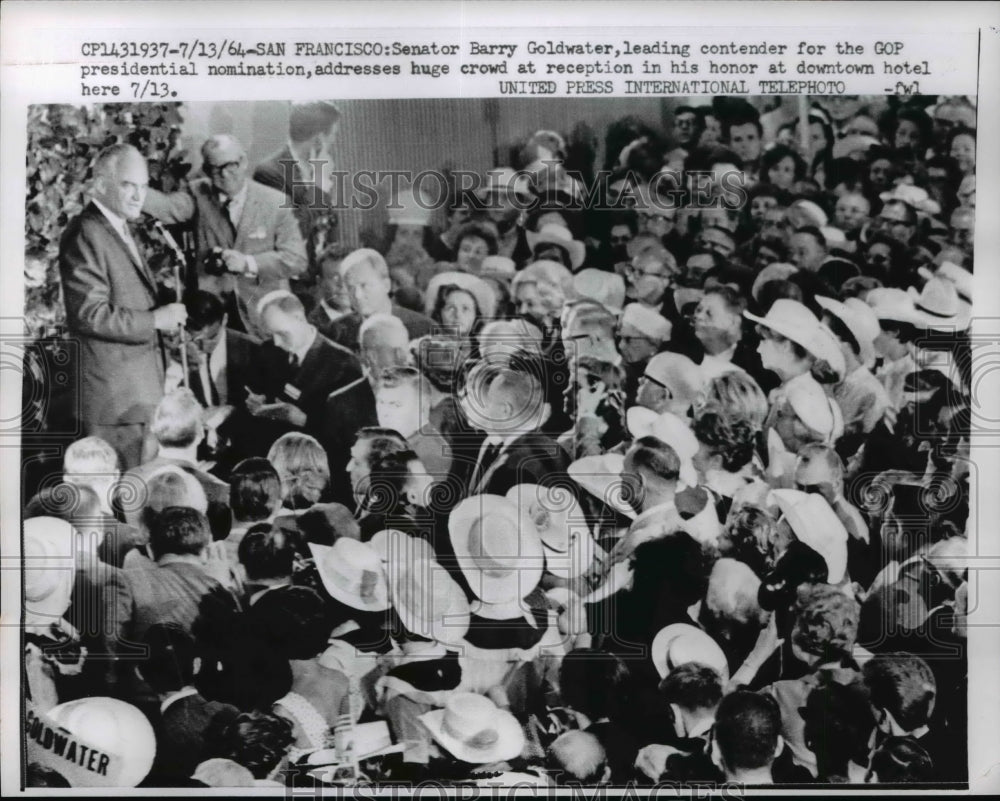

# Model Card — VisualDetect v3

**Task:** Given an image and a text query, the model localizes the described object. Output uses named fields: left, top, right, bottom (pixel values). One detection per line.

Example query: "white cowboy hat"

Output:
left=573, top=268, right=626, bottom=315
left=506, top=484, right=603, bottom=579
left=385, top=548, right=471, bottom=645
left=309, top=539, right=390, bottom=612
left=650, top=623, right=730, bottom=681
left=526, top=223, right=585, bottom=270
left=449, top=495, right=544, bottom=604
left=816, top=295, right=881, bottom=368
left=865, top=287, right=925, bottom=326
left=369, top=528, right=435, bottom=566
left=419, top=692, right=525, bottom=764
left=424, top=271, right=498, bottom=320
left=568, top=452, right=636, bottom=519
left=920, top=261, right=972, bottom=304
left=769, top=489, right=849, bottom=584
left=625, top=407, right=699, bottom=487
left=907, top=277, right=971, bottom=332
left=744, top=299, right=846, bottom=378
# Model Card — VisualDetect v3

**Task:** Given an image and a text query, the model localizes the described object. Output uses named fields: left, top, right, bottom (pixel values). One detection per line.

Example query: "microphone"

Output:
left=152, top=220, right=186, bottom=260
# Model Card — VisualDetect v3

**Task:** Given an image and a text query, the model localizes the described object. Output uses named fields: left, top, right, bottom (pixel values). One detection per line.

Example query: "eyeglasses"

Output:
left=204, top=159, right=242, bottom=177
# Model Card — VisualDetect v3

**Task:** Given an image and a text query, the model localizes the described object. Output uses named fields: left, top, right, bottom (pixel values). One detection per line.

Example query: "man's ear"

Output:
left=192, top=656, right=202, bottom=676
left=599, top=764, right=612, bottom=785
left=773, top=734, right=785, bottom=760
left=539, top=401, right=552, bottom=428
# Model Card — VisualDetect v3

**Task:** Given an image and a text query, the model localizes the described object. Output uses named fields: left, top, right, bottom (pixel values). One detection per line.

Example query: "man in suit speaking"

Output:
left=143, top=134, right=307, bottom=339
left=59, top=144, right=188, bottom=469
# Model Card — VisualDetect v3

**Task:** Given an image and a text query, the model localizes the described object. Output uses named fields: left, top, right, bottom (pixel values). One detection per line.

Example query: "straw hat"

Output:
left=419, top=693, right=525, bottom=764
left=769, top=489, right=849, bottom=584
left=744, top=299, right=847, bottom=378
left=506, top=484, right=603, bottom=579
left=309, top=539, right=390, bottom=612
left=424, top=271, right=498, bottom=319
left=568, top=452, right=636, bottom=519
left=31, top=697, right=157, bottom=787
left=625, top=407, right=699, bottom=487
left=907, top=277, right=971, bottom=332
left=526, top=223, right=585, bottom=269
left=449, top=495, right=544, bottom=604
left=650, top=623, right=729, bottom=681
left=385, top=548, right=471, bottom=645
left=816, top=295, right=881, bottom=367
left=573, top=268, right=626, bottom=314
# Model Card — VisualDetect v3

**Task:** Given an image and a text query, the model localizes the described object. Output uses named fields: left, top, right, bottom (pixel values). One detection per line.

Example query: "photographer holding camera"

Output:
left=143, top=134, right=307, bottom=341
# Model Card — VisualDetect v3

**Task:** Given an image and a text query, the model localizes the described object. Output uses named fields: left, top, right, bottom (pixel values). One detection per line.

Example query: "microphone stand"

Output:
left=154, top=221, right=190, bottom=389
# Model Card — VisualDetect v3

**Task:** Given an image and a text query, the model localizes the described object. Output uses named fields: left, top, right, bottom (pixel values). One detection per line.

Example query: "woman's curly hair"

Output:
left=790, top=582, right=860, bottom=662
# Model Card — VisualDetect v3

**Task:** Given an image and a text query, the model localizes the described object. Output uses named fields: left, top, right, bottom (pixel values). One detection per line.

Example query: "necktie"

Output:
left=221, top=197, right=237, bottom=237
left=119, top=223, right=143, bottom=266
left=202, top=354, right=220, bottom=407
left=473, top=440, right=503, bottom=489
left=289, top=353, right=301, bottom=373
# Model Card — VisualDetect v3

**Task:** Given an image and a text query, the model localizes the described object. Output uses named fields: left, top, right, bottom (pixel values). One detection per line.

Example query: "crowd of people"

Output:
left=23, top=95, right=974, bottom=788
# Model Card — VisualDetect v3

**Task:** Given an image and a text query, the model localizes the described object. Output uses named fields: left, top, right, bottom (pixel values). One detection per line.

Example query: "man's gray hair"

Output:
left=339, top=248, right=390, bottom=280
left=92, top=143, right=143, bottom=180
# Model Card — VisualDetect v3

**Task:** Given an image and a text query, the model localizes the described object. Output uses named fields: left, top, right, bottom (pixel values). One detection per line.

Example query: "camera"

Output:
left=203, top=246, right=228, bottom=276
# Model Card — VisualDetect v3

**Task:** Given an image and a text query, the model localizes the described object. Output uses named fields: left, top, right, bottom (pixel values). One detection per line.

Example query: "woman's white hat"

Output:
left=309, top=539, right=390, bottom=611
left=625, top=407, right=699, bottom=487
left=769, top=488, right=849, bottom=584
left=573, top=268, right=626, bottom=315
left=650, top=623, right=729, bottom=681
left=419, top=692, right=525, bottom=764
left=424, top=271, right=498, bottom=320
left=744, top=299, right=846, bottom=378
left=865, top=287, right=924, bottom=326
left=526, top=223, right=585, bottom=269
left=785, top=374, right=845, bottom=444
left=24, top=517, right=76, bottom=626
left=506, top=484, right=603, bottom=579
left=568, top=452, right=636, bottom=519
left=449, top=495, right=544, bottom=604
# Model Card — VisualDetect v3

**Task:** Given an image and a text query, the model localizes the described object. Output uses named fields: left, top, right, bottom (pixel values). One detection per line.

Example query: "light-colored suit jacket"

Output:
left=58, top=202, right=165, bottom=427
left=144, top=178, right=307, bottom=336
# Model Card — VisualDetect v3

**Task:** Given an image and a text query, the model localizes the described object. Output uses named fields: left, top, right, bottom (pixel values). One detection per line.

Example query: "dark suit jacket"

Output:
left=253, top=146, right=339, bottom=278
left=319, top=375, right=377, bottom=506
left=326, top=305, right=434, bottom=351
left=464, top=431, right=571, bottom=497
left=143, top=178, right=307, bottom=336
left=58, top=202, right=165, bottom=427
left=150, top=692, right=239, bottom=784
left=247, top=332, right=364, bottom=447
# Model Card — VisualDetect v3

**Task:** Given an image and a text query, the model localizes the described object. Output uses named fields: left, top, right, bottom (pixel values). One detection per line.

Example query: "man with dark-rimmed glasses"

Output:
left=144, top=133, right=307, bottom=339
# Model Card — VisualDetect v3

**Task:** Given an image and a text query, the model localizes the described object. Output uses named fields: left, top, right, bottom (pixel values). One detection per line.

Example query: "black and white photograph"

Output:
left=2, top=1, right=999, bottom=795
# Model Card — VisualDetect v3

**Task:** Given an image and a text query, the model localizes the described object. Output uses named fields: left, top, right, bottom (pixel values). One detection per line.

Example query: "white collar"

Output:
left=92, top=197, right=131, bottom=235
left=632, top=498, right=676, bottom=527
left=160, top=685, right=199, bottom=714
left=291, top=326, right=318, bottom=365
left=219, top=180, right=249, bottom=208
